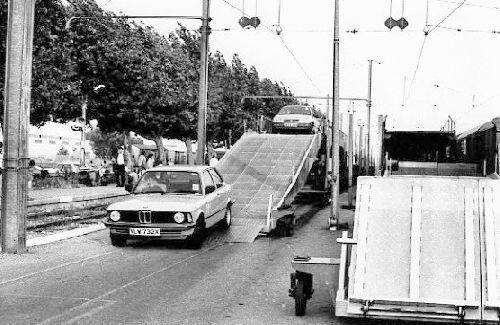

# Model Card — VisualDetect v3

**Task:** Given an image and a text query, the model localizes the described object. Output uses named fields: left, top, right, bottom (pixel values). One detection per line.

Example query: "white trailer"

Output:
left=290, top=176, right=500, bottom=323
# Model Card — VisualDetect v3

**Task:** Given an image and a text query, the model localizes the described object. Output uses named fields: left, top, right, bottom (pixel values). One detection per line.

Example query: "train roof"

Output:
left=457, top=119, right=497, bottom=140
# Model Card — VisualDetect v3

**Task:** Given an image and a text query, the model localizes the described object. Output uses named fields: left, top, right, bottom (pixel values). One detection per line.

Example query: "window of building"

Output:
left=62, top=141, right=69, bottom=145
left=49, top=140, right=56, bottom=144
left=34, top=139, right=42, bottom=144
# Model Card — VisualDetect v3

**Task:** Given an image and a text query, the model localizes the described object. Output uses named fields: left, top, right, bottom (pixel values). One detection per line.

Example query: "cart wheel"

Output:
left=294, top=278, right=307, bottom=316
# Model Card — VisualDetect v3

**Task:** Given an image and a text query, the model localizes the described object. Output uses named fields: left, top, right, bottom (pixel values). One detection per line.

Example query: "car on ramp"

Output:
left=105, top=165, right=232, bottom=248
left=272, top=105, right=318, bottom=134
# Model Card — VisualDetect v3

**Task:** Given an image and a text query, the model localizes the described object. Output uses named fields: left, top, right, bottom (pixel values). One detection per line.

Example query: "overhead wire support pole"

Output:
left=366, top=59, right=373, bottom=175
left=196, top=0, right=211, bottom=165
left=325, top=94, right=331, bottom=190
left=1, top=0, right=36, bottom=254
left=330, top=0, right=341, bottom=230
left=347, top=106, right=354, bottom=207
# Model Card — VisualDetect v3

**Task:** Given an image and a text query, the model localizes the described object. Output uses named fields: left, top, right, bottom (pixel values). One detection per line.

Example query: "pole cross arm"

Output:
left=65, top=15, right=203, bottom=29
left=241, top=95, right=368, bottom=104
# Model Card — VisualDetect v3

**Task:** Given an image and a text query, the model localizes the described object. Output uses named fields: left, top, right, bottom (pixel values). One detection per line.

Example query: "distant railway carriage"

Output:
left=456, top=117, right=500, bottom=175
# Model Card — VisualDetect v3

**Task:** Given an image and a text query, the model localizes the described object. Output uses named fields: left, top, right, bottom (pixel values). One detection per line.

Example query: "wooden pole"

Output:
left=196, top=0, right=211, bottom=165
left=330, top=0, right=340, bottom=229
left=347, top=111, right=354, bottom=207
left=325, top=94, right=331, bottom=190
left=1, top=0, right=36, bottom=253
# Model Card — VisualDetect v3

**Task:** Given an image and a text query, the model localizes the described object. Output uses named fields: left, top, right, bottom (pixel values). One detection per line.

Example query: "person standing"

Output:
left=209, top=153, right=218, bottom=167
left=145, top=153, right=154, bottom=170
left=116, top=147, right=126, bottom=187
left=137, top=151, right=147, bottom=175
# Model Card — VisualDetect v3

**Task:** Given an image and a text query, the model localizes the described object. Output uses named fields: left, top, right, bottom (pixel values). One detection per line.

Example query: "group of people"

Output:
left=114, top=147, right=155, bottom=187
left=113, top=146, right=220, bottom=187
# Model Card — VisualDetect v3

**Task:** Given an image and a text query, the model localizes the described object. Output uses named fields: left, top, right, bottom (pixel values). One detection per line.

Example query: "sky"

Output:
left=94, top=0, right=500, bottom=134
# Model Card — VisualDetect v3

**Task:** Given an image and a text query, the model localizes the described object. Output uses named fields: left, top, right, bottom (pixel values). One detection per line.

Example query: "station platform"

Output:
left=27, top=185, right=128, bottom=205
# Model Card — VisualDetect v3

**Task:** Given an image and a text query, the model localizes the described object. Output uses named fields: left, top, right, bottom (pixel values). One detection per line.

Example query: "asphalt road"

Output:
left=0, top=200, right=445, bottom=325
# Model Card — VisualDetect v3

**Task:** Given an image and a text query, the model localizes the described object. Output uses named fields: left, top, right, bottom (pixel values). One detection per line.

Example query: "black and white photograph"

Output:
left=1, top=0, right=500, bottom=324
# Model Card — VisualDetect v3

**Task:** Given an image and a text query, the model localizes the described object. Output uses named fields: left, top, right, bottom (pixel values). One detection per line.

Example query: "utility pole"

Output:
left=196, top=0, right=211, bottom=165
left=375, top=114, right=386, bottom=176
left=324, top=94, right=330, bottom=190
left=1, top=0, right=36, bottom=254
left=366, top=59, right=373, bottom=176
left=358, top=123, right=364, bottom=175
left=347, top=109, right=354, bottom=207
left=330, top=0, right=340, bottom=229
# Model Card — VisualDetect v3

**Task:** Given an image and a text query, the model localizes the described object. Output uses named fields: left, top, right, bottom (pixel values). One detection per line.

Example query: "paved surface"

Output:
left=0, top=192, right=441, bottom=325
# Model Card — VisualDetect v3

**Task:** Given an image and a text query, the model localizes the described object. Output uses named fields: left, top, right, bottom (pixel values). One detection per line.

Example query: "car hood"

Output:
left=107, top=194, right=204, bottom=212
left=273, top=114, right=313, bottom=123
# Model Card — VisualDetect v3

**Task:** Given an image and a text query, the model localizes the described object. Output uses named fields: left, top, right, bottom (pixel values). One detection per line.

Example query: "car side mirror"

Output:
left=124, top=184, right=134, bottom=192
left=205, top=184, right=216, bottom=194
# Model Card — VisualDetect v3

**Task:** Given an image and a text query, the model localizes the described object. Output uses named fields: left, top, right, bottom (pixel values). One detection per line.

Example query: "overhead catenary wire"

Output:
left=434, top=0, right=500, bottom=10
left=406, top=0, right=468, bottom=104
left=428, top=0, right=467, bottom=34
left=405, top=35, right=428, bottom=104
left=277, top=34, right=323, bottom=94
left=345, top=27, right=500, bottom=34
left=217, top=0, right=323, bottom=94
left=218, top=0, right=274, bottom=33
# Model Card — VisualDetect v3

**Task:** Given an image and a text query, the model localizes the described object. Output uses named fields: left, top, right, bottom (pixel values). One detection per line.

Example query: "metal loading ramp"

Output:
left=217, top=133, right=320, bottom=236
left=336, top=176, right=500, bottom=323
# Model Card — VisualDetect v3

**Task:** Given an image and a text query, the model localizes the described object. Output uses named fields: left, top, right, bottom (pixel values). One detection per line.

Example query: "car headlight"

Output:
left=173, top=212, right=185, bottom=223
left=186, top=213, right=193, bottom=223
left=109, top=210, right=121, bottom=222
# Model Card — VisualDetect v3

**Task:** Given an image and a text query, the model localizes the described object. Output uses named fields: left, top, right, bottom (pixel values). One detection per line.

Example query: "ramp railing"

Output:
left=275, top=133, right=320, bottom=209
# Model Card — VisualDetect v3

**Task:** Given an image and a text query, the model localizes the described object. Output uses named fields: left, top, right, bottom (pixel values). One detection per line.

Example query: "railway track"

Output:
left=27, top=207, right=108, bottom=232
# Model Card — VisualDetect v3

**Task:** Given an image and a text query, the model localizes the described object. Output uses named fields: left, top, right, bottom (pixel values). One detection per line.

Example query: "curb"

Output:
left=0, top=224, right=107, bottom=252
left=27, top=224, right=106, bottom=248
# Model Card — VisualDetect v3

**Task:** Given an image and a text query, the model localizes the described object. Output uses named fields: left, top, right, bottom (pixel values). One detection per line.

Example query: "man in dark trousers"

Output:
left=115, top=146, right=126, bottom=187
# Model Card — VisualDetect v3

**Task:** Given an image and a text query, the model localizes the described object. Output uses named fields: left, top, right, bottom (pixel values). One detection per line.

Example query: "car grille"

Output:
left=117, top=211, right=176, bottom=223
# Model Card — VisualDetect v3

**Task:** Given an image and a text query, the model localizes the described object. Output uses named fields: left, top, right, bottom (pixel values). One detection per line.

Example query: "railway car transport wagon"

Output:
left=291, top=176, right=500, bottom=323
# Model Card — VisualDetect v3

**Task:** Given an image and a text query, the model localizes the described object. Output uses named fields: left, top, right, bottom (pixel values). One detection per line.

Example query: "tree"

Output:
left=0, top=0, right=76, bottom=126
left=1, top=0, right=297, bottom=159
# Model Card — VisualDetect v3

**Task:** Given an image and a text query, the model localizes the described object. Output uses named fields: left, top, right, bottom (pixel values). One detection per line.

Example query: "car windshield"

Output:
left=133, top=171, right=201, bottom=195
left=277, top=106, right=311, bottom=115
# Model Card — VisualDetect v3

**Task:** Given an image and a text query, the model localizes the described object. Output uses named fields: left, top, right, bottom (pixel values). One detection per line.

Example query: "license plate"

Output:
left=284, top=122, right=298, bottom=127
left=129, top=228, right=160, bottom=236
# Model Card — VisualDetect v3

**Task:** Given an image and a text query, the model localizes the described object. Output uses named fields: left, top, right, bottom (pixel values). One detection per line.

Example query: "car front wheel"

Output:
left=110, top=234, right=127, bottom=247
left=219, top=205, right=232, bottom=230
left=187, top=217, right=206, bottom=249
